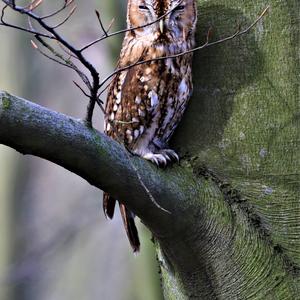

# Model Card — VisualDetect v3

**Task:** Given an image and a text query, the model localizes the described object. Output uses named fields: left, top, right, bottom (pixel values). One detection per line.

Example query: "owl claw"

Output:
left=143, top=149, right=179, bottom=167
left=159, top=149, right=180, bottom=162
left=164, top=154, right=172, bottom=162
left=158, top=155, right=167, bottom=166
left=143, top=153, right=167, bottom=167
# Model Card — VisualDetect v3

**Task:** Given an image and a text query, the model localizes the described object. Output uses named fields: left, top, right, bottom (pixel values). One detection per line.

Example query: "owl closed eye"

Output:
left=128, top=0, right=197, bottom=41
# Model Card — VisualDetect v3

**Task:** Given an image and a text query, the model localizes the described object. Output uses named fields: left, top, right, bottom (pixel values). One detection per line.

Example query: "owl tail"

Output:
left=103, top=192, right=140, bottom=252
left=119, top=203, right=140, bottom=252
left=103, top=192, right=116, bottom=219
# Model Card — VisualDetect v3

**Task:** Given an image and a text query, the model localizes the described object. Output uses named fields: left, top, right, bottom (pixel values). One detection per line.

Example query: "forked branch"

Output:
left=1, top=0, right=99, bottom=124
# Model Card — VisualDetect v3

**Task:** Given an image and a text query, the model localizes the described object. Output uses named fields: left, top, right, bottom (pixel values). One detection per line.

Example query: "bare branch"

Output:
left=57, top=41, right=79, bottom=60
left=97, top=80, right=112, bottom=98
left=25, top=0, right=43, bottom=12
left=34, top=35, right=92, bottom=90
left=73, top=80, right=91, bottom=98
left=0, top=4, right=54, bottom=38
left=1, top=4, right=7, bottom=21
left=79, top=0, right=185, bottom=52
left=95, top=9, right=108, bottom=37
left=206, top=27, right=213, bottom=43
left=1, top=0, right=100, bottom=124
left=99, top=6, right=270, bottom=89
left=40, top=0, right=74, bottom=19
left=106, top=17, right=115, bottom=33
left=51, top=4, right=77, bottom=29
left=31, top=39, right=73, bottom=69
left=34, top=36, right=72, bottom=67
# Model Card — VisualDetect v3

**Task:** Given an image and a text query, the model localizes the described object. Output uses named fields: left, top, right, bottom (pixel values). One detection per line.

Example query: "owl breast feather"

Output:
left=105, top=52, right=193, bottom=158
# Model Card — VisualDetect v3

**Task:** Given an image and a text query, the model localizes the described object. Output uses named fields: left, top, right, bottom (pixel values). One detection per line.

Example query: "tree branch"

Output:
left=0, top=91, right=297, bottom=298
left=0, top=91, right=189, bottom=235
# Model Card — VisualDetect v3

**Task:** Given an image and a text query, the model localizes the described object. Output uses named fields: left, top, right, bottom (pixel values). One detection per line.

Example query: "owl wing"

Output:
left=103, top=65, right=148, bottom=253
left=105, top=58, right=157, bottom=148
left=104, top=68, right=127, bottom=139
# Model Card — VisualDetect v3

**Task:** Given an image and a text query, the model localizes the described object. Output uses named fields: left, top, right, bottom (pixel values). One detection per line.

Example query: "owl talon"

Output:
left=164, top=154, right=172, bottom=162
left=143, top=153, right=168, bottom=166
left=142, top=149, right=179, bottom=166
left=159, top=149, right=180, bottom=162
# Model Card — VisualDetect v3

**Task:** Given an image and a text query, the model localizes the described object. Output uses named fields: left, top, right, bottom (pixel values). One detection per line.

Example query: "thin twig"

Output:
left=25, top=0, right=43, bottom=12
left=0, top=4, right=54, bottom=38
left=40, top=0, right=74, bottom=19
left=73, top=81, right=91, bottom=98
left=95, top=10, right=108, bottom=37
left=51, top=4, right=77, bottom=29
left=31, top=39, right=73, bottom=69
left=1, top=0, right=100, bottom=124
left=130, top=160, right=171, bottom=213
left=79, top=0, right=185, bottom=52
left=57, top=41, right=78, bottom=60
left=106, top=17, right=115, bottom=33
left=34, top=35, right=92, bottom=90
left=99, top=6, right=270, bottom=89
left=97, top=80, right=112, bottom=98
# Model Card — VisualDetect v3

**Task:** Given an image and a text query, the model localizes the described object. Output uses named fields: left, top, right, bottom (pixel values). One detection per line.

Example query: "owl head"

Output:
left=127, top=0, right=197, bottom=42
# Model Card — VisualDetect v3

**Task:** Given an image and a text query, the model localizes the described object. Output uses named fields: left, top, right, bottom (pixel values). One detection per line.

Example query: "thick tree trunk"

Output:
left=0, top=0, right=299, bottom=299
left=163, top=0, right=299, bottom=298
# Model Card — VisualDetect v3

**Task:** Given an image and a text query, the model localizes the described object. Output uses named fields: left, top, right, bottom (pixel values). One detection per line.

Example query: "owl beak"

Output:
left=159, top=19, right=164, bottom=34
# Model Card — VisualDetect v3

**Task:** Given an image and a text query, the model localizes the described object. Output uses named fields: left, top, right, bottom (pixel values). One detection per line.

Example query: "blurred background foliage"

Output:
left=0, top=1, right=163, bottom=299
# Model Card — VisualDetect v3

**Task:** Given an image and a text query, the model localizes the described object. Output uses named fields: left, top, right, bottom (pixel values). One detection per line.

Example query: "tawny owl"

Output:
left=103, top=0, right=197, bottom=251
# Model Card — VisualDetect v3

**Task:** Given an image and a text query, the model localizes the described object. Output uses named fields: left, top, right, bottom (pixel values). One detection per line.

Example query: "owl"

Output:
left=103, top=0, right=197, bottom=251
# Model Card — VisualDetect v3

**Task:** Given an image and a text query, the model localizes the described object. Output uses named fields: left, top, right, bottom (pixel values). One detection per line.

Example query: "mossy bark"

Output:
left=164, top=0, right=299, bottom=298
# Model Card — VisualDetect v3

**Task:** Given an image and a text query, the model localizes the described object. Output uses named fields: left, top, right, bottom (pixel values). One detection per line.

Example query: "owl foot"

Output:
left=143, top=149, right=179, bottom=167
left=158, top=149, right=179, bottom=162
left=143, top=153, right=168, bottom=166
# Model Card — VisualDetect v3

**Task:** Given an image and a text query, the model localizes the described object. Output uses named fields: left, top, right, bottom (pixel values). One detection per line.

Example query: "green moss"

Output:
left=1, top=97, right=11, bottom=110
left=156, top=245, right=187, bottom=300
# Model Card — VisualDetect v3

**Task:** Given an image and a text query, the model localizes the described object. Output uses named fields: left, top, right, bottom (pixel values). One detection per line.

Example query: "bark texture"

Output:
left=167, top=0, right=299, bottom=298
left=0, top=0, right=299, bottom=298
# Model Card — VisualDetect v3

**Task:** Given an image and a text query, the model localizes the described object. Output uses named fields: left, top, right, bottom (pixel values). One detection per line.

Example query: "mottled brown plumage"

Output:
left=103, top=0, right=197, bottom=251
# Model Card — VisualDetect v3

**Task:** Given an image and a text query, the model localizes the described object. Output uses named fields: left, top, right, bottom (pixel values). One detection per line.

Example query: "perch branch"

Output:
left=0, top=91, right=179, bottom=231
left=0, top=91, right=294, bottom=298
